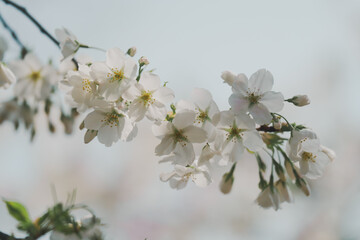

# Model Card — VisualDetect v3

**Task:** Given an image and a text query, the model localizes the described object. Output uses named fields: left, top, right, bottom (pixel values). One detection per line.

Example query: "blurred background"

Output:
left=0, top=0, right=359, bottom=239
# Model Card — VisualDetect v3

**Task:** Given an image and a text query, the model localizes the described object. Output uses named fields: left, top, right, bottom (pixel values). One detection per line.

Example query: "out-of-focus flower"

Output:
left=91, top=48, right=137, bottom=101
left=55, top=27, right=80, bottom=59
left=160, top=164, right=212, bottom=189
left=0, top=63, right=16, bottom=89
left=50, top=215, right=103, bottom=240
left=9, top=53, right=59, bottom=101
left=227, top=69, right=284, bottom=125
left=84, top=108, right=137, bottom=147
left=256, top=185, right=280, bottom=211
left=0, top=36, right=8, bottom=60
left=123, top=71, right=174, bottom=122
left=288, top=94, right=310, bottom=106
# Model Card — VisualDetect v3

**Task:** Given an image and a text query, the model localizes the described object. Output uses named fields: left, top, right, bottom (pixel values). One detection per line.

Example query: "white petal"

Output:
left=248, top=69, right=274, bottom=94
left=191, top=88, right=212, bottom=110
left=106, top=47, right=126, bottom=68
left=259, top=91, right=284, bottom=112
left=140, top=72, right=160, bottom=91
left=182, top=126, right=207, bottom=143
left=97, top=124, right=120, bottom=147
left=155, top=135, right=176, bottom=156
left=153, top=87, right=174, bottom=104
left=192, top=171, right=212, bottom=187
left=249, top=103, right=272, bottom=125
left=160, top=171, right=176, bottom=182
left=84, top=111, right=105, bottom=130
left=305, top=151, right=330, bottom=179
left=172, top=111, right=196, bottom=129
left=231, top=73, right=248, bottom=95
left=229, top=93, right=249, bottom=113
left=152, top=122, right=172, bottom=138
left=242, top=131, right=264, bottom=151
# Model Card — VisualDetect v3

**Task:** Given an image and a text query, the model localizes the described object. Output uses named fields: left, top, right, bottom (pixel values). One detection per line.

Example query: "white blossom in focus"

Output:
left=227, top=69, right=284, bottom=125
left=160, top=163, right=212, bottom=189
left=215, top=111, right=264, bottom=165
left=9, top=53, right=59, bottom=101
left=287, top=129, right=331, bottom=179
left=91, top=48, right=137, bottom=101
left=176, top=88, right=220, bottom=142
left=153, top=111, right=207, bottom=162
left=123, top=71, right=174, bottom=121
left=84, top=108, right=137, bottom=147
left=0, top=63, right=16, bottom=89
left=55, top=27, right=80, bottom=59
left=67, top=64, right=99, bottom=112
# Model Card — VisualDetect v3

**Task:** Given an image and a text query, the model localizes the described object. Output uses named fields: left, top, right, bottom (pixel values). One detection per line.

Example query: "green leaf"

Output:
left=4, top=200, right=31, bottom=223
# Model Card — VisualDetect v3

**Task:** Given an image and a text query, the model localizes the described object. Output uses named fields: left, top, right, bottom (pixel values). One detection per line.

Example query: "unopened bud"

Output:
left=139, top=56, right=149, bottom=66
left=84, top=129, right=98, bottom=144
left=296, top=178, right=311, bottom=196
left=284, top=159, right=295, bottom=180
left=126, top=47, right=137, bottom=57
left=289, top=95, right=310, bottom=107
left=220, top=173, right=234, bottom=194
left=0, top=63, right=16, bottom=89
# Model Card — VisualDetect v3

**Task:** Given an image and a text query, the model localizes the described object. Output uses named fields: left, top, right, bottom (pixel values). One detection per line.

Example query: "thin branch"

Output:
left=1, top=0, right=59, bottom=48
left=0, top=10, right=27, bottom=51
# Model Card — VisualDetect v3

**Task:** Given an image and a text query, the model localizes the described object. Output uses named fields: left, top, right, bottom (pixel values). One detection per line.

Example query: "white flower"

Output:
left=153, top=111, right=207, bottom=160
left=287, top=129, right=331, bottom=179
left=50, top=215, right=103, bottom=240
left=9, top=53, right=59, bottom=101
left=215, top=111, right=264, bottom=165
left=288, top=94, right=310, bottom=106
left=84, top=108, right=137, bottom=147
left=320, top=145, right=336, bottom=161
left=176, top=88, right=220, bottom=142
left=228, top=69, right=284, bottom=125
left=67, top=64, right=99, bottom=112
left=160, top=164, right=212, bottom=189
left=123, top=71, right=174, bottom=122
left=0, top=36, right=8, bottom=60
left=55, top=27, right=80, bottom=59
left=0, top=63, right=16, bottom=89
left=91, top=48, right=137, bottom=101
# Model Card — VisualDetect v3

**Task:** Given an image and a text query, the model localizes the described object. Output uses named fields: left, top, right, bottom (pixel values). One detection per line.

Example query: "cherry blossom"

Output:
left=9, top=53, right=59, bottom=101
left=84, top=108, right=137, bottom=147
left=160, top=163, right=212, bottom=189
left=226, top=69, right=284, bottom=125
left=123, top=71, right=174, bottom=122
left=91, top=48, right=137, bottom=101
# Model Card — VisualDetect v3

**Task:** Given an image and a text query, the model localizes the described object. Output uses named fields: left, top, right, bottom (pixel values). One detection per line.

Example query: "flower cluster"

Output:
left=0, top=21, right=336, bottom=211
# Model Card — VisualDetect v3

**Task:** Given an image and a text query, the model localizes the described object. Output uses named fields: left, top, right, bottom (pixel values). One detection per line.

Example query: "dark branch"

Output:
left=0, top=10, right=27, bottom=51
left=256, top=124, right=292, bottom=133
left=1, top=0, right=59, bottom=47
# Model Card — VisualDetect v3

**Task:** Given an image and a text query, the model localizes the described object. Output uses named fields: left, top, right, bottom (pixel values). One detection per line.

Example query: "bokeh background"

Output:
left=0, top=0, right=359, bottom=239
